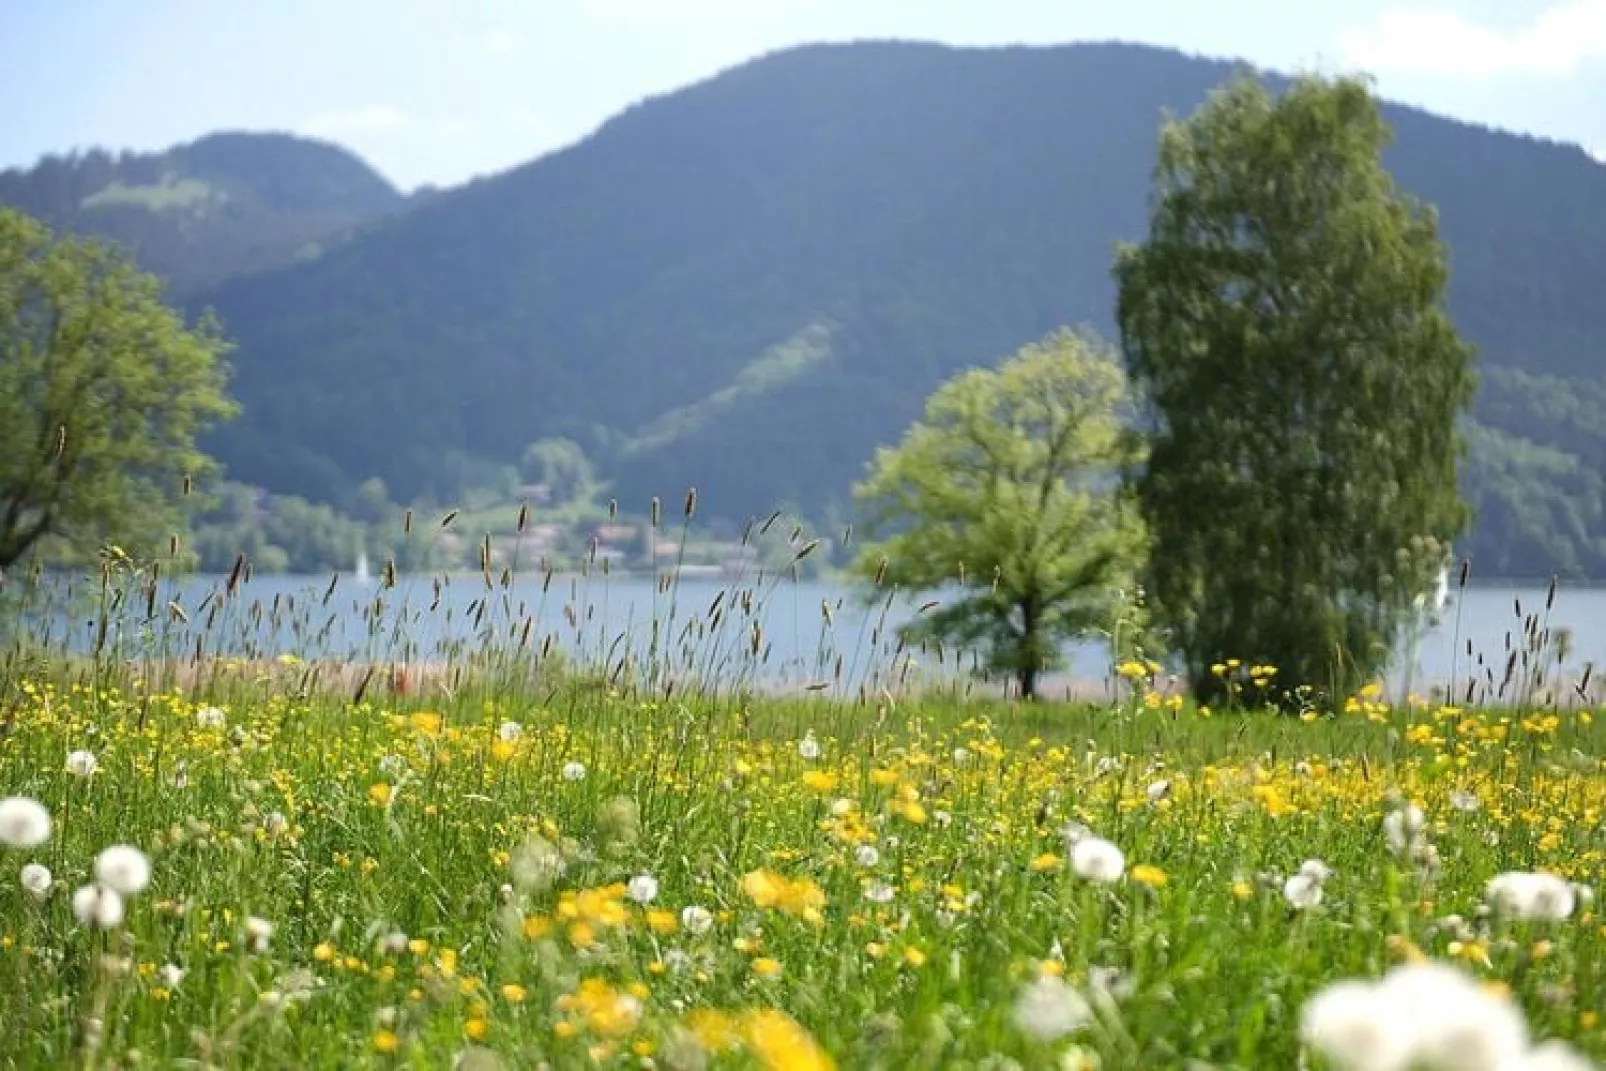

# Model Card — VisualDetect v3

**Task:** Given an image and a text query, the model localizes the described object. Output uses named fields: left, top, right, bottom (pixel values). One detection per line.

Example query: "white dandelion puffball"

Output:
left=66, top=750, right=98, bottom=778
left=1146, top=779, right=1172, bottom=803
left=1299, top=978, right=1415, bottom=1071
left=0, top=796, right=52, bottom=847
left=561, top=761, right=587, bottom=782
left=72, top=883, right=125, bottom=928
left=195, top=706, right=227, bottom=729
left=1301, top=961, right=1538, bottom=1071
left=1382, top=962, right=1529, bottom=1071
left=855, top=844, right=880, bottom=868
left=680, top=905, right=714, bottom=935
left=863, top=880, right=895, bottom=903
left=245, top=915, right=275, bottom=953
left=94, top=844, right=152, bottom=896
left=627, top=874, right=659, bottom=904
left=1284, top=873, right=1324, bottom=910
left=1070, top=836, right=1125, bottom=884
left=797, top=733, right=822, bottom=761
left=1383, top=804, right=1427, bottom=856
left=20, top=863, right=52, bottom=902
left=1011, top=975, right=1093, bottom=1042
left=497, top=721, right=523, bottom=743
left=1486, top=871, right=1577, bottom=922
left=159, top=963, right=186, bottom=988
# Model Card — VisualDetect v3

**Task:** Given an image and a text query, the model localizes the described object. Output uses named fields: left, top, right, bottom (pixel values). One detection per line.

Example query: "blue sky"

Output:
left=3, top=0, right=1604, bottom=190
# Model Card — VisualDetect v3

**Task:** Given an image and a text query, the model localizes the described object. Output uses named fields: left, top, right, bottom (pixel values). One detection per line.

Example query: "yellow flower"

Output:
left=373, top=1030, right=400, bottom=1053
left=685, top=1009, right=741, bottom=1053
left=740, top=1008, right=835, bottom=1071
left=368, top=782, right=392, bottom=806
left=409, top=712, right=443, bottom=735
left=312, top=941, right=335, bottom=962
left=1131, top=865, right=1167, bottom=887
left=464, top=1018, right=489, bottom=1041
left=801, top=770, right=839, bottom=792
left=1231, top=880, right=1253, bottom=901
left=1029, top=853, right=1061, bottom=872
left=500, top=983, right=527, bottom=1003
left=902, top=947, right=926, bottom=968
left=752, top=956, right=784, bottom=979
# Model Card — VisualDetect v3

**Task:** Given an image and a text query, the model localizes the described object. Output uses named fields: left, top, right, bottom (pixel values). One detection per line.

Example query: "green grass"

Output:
left=0, top=567, right=1601, bottom=1069
left=81, top=177, right=217, bottom=213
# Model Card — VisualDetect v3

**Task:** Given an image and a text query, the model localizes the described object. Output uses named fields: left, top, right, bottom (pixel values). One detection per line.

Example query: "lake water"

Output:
left=13, top=572, right=1604, bottom=698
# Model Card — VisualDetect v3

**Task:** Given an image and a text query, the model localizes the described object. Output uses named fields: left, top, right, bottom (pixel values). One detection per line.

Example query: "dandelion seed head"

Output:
left=94, top=844, right=151, bottom=896
left=71, top=883, right=124, bottom=928
left=0, top=796, right=51, bottom=847
left=1069, top=836, right=1124, bottom=883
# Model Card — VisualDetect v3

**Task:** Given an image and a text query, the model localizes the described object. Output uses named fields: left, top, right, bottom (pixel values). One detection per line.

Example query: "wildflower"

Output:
left=627, top=874, right=659, bottom=904
left=1485, top=872, right=1576, bottom=922
left=1131, top=865, right=1167, bottom=887
left=1383, top=803, right=1428, bottom=857
left=740, top=1008, right=834, bottom=1071
left=20, top=863, right=52, bottom=901
left=373, top=1030, right=400, bottom=1053
left=1146, top=780, right=1171, bottom=803
left=1299, top=977, right=1415, bottom=1071
left=681, top=905, right=714, bottom=935
left=159, top=964, right=185, bottom=987
left=66, top=750, right=98, bottom=778
left=72, top=884, right=125, bottom=929
left=0, top=796, right=51, bottom=848
left=1449, top=789, right=1481, bottom=812
left=562, top=761, right=587, bottom=782
left=1069, top=836, right=1125, bottom=884
left=854, top=844, right=880, bottom=868
left=1284, top=861, right=1332, bottom=911
left=244, top=916, right=275, bottom=954
left=752, top=956, right=783, bottom=979
left=863, top=880, right=895, bottom=904
left=496, top=721, right=523, bottom=742
left=798, top=733, right=822, bottom=760
left=94, top=845, right=152, bottom=896
left=1012, top=975, right=1093, bottom=1041
left=1383, top=962, right=1530, bottom=1070
left=195, top=706, right=227, bottom=729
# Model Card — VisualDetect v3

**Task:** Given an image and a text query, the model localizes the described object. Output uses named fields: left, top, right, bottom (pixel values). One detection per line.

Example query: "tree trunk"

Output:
left=1018, top=596, right=1040, bottom=701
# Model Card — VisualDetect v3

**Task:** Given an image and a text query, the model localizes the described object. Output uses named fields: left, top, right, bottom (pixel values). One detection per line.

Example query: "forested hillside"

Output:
left=53, top=41, right=1606, bottom=576
left=0, top=132, right=404, bottom=294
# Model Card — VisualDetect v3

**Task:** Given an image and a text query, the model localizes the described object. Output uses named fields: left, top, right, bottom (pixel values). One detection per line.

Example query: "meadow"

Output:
left=0, top=563, right=1602, bottom=1069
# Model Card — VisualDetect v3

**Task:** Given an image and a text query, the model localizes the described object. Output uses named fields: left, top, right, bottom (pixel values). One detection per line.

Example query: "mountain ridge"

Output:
left=0, top=131, right=405, bottom=294
left=11, top=39, right=1606, bottom=575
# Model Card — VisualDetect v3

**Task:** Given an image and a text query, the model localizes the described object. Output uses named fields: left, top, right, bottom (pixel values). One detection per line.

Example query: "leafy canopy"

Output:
left=1114, top=74, right=1475, bottom=702
left=0, top=207, right=237, bottom=569
left=850, top=328, right=1145, bottom=699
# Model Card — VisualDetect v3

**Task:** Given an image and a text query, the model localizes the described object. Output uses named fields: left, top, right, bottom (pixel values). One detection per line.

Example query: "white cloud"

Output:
left=297, top=106, right=410, bottom=137
left=1337, top=0, right=1606, bottom=77
left=1588, top=144, right=1606, bottom=163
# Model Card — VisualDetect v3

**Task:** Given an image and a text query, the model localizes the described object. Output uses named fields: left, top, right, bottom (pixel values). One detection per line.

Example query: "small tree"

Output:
left=850, top=328, right=1146, bottom=700
left=0, top=208, right=237, bottom=569
left=1113, top=74, right=1475, bottom=703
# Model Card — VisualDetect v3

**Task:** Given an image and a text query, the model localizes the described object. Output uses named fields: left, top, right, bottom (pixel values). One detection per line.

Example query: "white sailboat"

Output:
left=355, top=546, right=373, bottom=587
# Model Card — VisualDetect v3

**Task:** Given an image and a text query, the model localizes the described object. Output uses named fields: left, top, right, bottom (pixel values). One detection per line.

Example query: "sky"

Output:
left=3, top=0, right=1605, bottom=191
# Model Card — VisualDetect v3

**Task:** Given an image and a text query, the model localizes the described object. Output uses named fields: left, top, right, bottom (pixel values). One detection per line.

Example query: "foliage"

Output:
left=0, top=133, right=403, bottom=296
left=1114, top=73, right=1476, bottom=702
left=851, top=329, right=1145, bottom=699
left=0, top=208, right=237, bottom=570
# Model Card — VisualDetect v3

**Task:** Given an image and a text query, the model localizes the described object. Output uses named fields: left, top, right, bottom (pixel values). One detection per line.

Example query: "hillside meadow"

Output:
left=0, top=564, right=1602, bottom=1070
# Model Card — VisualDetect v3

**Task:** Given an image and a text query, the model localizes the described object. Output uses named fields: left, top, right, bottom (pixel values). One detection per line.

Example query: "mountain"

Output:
left=0, top=132, right=404, bottom=294
left=191, top=40, right=1606, bottom=577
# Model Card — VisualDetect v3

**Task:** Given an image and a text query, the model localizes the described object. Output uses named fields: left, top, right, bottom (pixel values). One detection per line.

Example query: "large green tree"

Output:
left=850, top=328, right=1146, bottom=700
left=0, top=208, right=236, bottom=569
left=1113, top=74, right=1475, bottom=702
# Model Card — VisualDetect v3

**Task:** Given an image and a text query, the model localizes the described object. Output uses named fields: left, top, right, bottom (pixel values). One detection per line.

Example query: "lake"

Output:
left=13, top=571, right=1604, bottom=699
